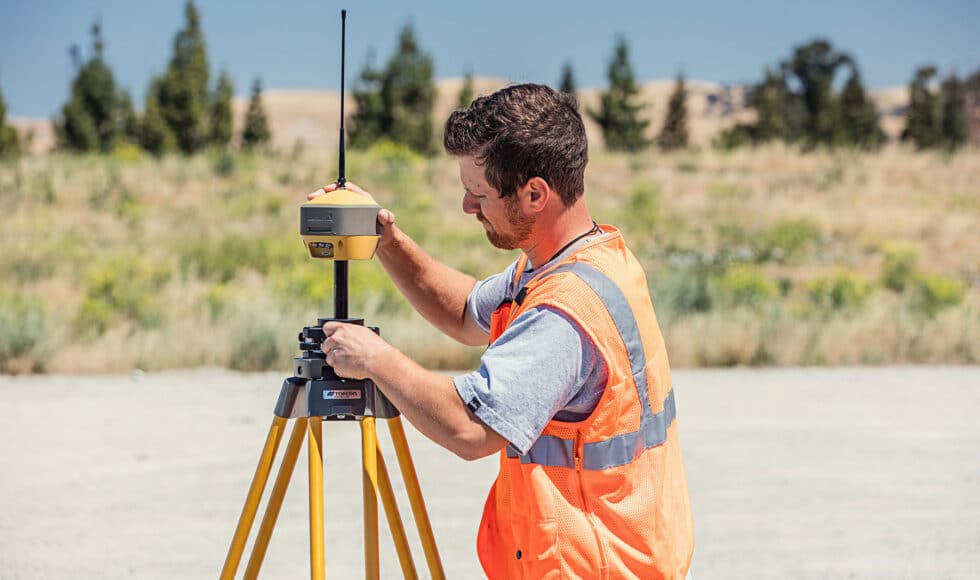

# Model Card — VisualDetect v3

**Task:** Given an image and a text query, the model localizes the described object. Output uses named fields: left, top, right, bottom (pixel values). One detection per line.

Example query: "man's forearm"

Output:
left=367, top=347, right=503, bottom=460
left=376, top=225, right=485, bottom=346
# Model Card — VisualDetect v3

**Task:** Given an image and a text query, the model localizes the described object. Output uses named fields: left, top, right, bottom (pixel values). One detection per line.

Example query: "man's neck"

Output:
left=522, top=201, right=596, bottom=269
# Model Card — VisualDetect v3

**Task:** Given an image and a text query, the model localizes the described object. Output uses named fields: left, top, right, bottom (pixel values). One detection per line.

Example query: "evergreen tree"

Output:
left=787, top=39, right=852, bottom=146
left=349, top=24, right=436, bottom=154
left=589, top=37, right=650, bottom=152
left=656, top=74, right=689, bottom=150
left=157, top=0, right=210, bottom=153
left=116, top=91, right=140, bottom=144
left=939, top=74, right=968, bottom=150
left=457, top=68, right=475, bottom=109
left=241, top=78, right=271, bottom=149
left=349, top=52, right=386, bottom=149
left=901, top=66, right=941, bottom=149
left=559, top=62, right=577, bottom=96
left=719, top=39, right=871, bottom=149
left=56, top=20, right=124, bottom=152
left=0, top=84, right=21, bottom=159
left=140, top=77, right=175, bottom=156
left=838, top=68, right=884, bottom=149
left=209, top=70, right=234, bottom=146
left=383, top=24, right=436, bottom=153
left=751, top=68, right=805, bottom=142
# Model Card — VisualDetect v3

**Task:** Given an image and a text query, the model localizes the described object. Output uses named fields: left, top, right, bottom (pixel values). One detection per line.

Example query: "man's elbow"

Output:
left=448, top=433, right=503, bottom=462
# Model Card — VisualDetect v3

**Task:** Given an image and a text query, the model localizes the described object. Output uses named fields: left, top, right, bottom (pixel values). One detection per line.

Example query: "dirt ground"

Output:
left=1, top=366, right=977, bottom=579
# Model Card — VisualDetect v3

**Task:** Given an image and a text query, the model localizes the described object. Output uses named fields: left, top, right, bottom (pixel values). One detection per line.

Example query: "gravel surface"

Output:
left=1, top=366, right=977, bottom=579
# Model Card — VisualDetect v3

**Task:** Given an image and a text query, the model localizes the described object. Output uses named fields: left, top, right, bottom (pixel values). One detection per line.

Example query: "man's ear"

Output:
left=522, top=177, right=551, bottom=212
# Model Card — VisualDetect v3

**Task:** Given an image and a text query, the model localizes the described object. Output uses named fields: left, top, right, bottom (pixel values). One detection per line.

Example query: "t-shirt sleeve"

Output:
left=452, top=306, right=591, bottom=455
left=465, top=259, right=519, bottom=334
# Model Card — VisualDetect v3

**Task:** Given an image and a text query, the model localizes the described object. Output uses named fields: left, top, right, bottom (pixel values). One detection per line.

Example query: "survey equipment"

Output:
left=220, top=10, right=444, bottom=580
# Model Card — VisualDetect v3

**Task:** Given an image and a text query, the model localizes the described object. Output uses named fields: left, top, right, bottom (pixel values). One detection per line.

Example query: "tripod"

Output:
left=221, top=262, right=445, bottom=580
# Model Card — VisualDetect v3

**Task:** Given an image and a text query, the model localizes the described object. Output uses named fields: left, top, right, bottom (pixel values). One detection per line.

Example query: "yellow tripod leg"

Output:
left=376, top=443, right=418, bottom=580
left=362, top=417, right=380, bottom=580
left=221, top=416, right=288, bottom=580
left=308, top=416, right=325, bottom=580
left=243, top=417, right=308, bottom=580
left=389, top=416, right=446, bottom=580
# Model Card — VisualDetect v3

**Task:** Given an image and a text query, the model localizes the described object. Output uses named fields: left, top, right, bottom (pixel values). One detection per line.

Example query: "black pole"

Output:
left=337, top=9, right=346, bottom=189
left=334, top=260, right=349, bottom=319
left=334, top=10, right=349, bottom=320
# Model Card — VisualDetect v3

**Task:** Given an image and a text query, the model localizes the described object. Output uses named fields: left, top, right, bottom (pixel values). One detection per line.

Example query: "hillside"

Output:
left=9, top=78, right=910, bottom=155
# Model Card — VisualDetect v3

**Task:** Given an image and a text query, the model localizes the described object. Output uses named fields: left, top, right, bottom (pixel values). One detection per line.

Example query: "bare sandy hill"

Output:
left=10, top=78, right=909, bottom=154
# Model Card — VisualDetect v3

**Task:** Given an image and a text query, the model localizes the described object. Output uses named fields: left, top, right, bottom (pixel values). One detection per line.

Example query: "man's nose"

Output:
left=462, top=192, right=480, bottom=214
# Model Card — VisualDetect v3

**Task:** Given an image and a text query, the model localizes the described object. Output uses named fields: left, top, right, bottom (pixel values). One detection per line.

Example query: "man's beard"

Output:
left=482, top=196, right=535, bottom=250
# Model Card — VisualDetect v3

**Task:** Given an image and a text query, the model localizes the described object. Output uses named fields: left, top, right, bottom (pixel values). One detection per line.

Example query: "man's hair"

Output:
left=443, top=83, right=588, bottom=207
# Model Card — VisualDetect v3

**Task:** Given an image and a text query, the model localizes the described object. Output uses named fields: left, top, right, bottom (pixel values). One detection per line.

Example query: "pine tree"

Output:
left=241, top=78, right=271, bottom=149
left=157, top=0, right=210, bottom=153
left=721, top=40, right=869, bottom=149
left=383, top=24, right=436, bottom=154
left=787, top=39, right=852, bottom=146
left=0, top=83, right=21, bottom=159
left=838, top=68, right=884, bottom=149
left=939, top=74, right=968, bottom=150
left=349, top=24, right=436, bottom=154
left=656, top=74, right=689, bottom=150
left=56, top=20, right=124, bottom=152
left=209, top=70, right=234, bottom=146
left=116, top=91, right=140, bottom=144
left=349, top=51, right=385, bottom=149
left=457, top=68, right=475, bottom=109
left=902, top=66, right=941, bottom=149
left=559, top=62, right=577, bottom=96
left=589, top=37, right=650, bottom=152
left=140, top=77, right=175, bottom=156
left=750, top=68, right=802, bottom=142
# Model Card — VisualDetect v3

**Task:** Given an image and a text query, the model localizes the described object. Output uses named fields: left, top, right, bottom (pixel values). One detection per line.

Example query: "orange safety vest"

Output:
left=476, top=226, right=694, bottom=579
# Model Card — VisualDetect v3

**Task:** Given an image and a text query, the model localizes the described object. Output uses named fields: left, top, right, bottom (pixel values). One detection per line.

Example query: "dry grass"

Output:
left=0, top=144, right=977, bottom=373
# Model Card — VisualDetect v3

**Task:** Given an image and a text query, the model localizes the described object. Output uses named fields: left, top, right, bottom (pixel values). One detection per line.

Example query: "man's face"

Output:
left=457, top=156, right=535, bottom=250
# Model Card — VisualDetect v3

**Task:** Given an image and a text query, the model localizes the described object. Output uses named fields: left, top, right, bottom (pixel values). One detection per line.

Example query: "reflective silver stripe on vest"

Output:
left=505, top=390, right=675, bottom=470
left=504, top=262, right=676, bottom=471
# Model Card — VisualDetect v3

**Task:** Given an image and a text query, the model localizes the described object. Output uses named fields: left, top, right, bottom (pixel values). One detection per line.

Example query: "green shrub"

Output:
left=111, top=142, right=144, bottom=164
left=806, top=271, right=872, bottom=311
left=178, top=234, right=273, bottom=282
left=230, top=319, right=281, bottom=371
left=714, top=266, right=779, bottom=307
left=912, top=274, right=964, bottom=317
left=650, top=265, right=714, bottom=319
left=205, top=283, right=234, bottom=319
left=210, top=148, right=237, bottom=176
left=881, top=242, right=919, bottom=292
left=675, top=159, right=698, bottom=173
left=620, top=181, right=662, bottom=233
left=753, top=218, right=821, bottom=263
left=75, top=296, right=114, bottom=336
left=0, top=294, right=46, bottom=371
left=74, top=259, right=168, bottom=335
left=367, top=139, right=423, bottom=182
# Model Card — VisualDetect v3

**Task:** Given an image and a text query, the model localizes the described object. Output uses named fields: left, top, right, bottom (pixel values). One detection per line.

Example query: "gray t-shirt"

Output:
left=453, top=236, right=608, bottom=455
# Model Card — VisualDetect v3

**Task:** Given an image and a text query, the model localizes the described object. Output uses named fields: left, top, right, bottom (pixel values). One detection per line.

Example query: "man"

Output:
left=310, top=84, right=694, bottom=579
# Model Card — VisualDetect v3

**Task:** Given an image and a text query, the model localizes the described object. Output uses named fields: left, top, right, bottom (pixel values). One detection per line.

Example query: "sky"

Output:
left=1, top=0, right=978, bottom=118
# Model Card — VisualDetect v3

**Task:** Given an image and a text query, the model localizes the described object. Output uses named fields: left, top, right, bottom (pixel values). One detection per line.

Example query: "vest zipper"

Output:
left=575, top=430, right=609, bottom=576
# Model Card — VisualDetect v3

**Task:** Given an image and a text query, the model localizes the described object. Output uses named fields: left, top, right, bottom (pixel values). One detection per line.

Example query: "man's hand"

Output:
left=307, top=181, right=397, bottom=248
left=321, top=321, right=395, bottom=380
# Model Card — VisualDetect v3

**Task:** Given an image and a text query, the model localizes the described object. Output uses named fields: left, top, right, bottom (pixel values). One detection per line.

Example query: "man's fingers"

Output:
left=322, top=322, right=341, bottom=337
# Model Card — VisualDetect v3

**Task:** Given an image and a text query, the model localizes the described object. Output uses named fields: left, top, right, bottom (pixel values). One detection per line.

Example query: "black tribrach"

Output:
left=284, top=317, right=398, bottom=420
